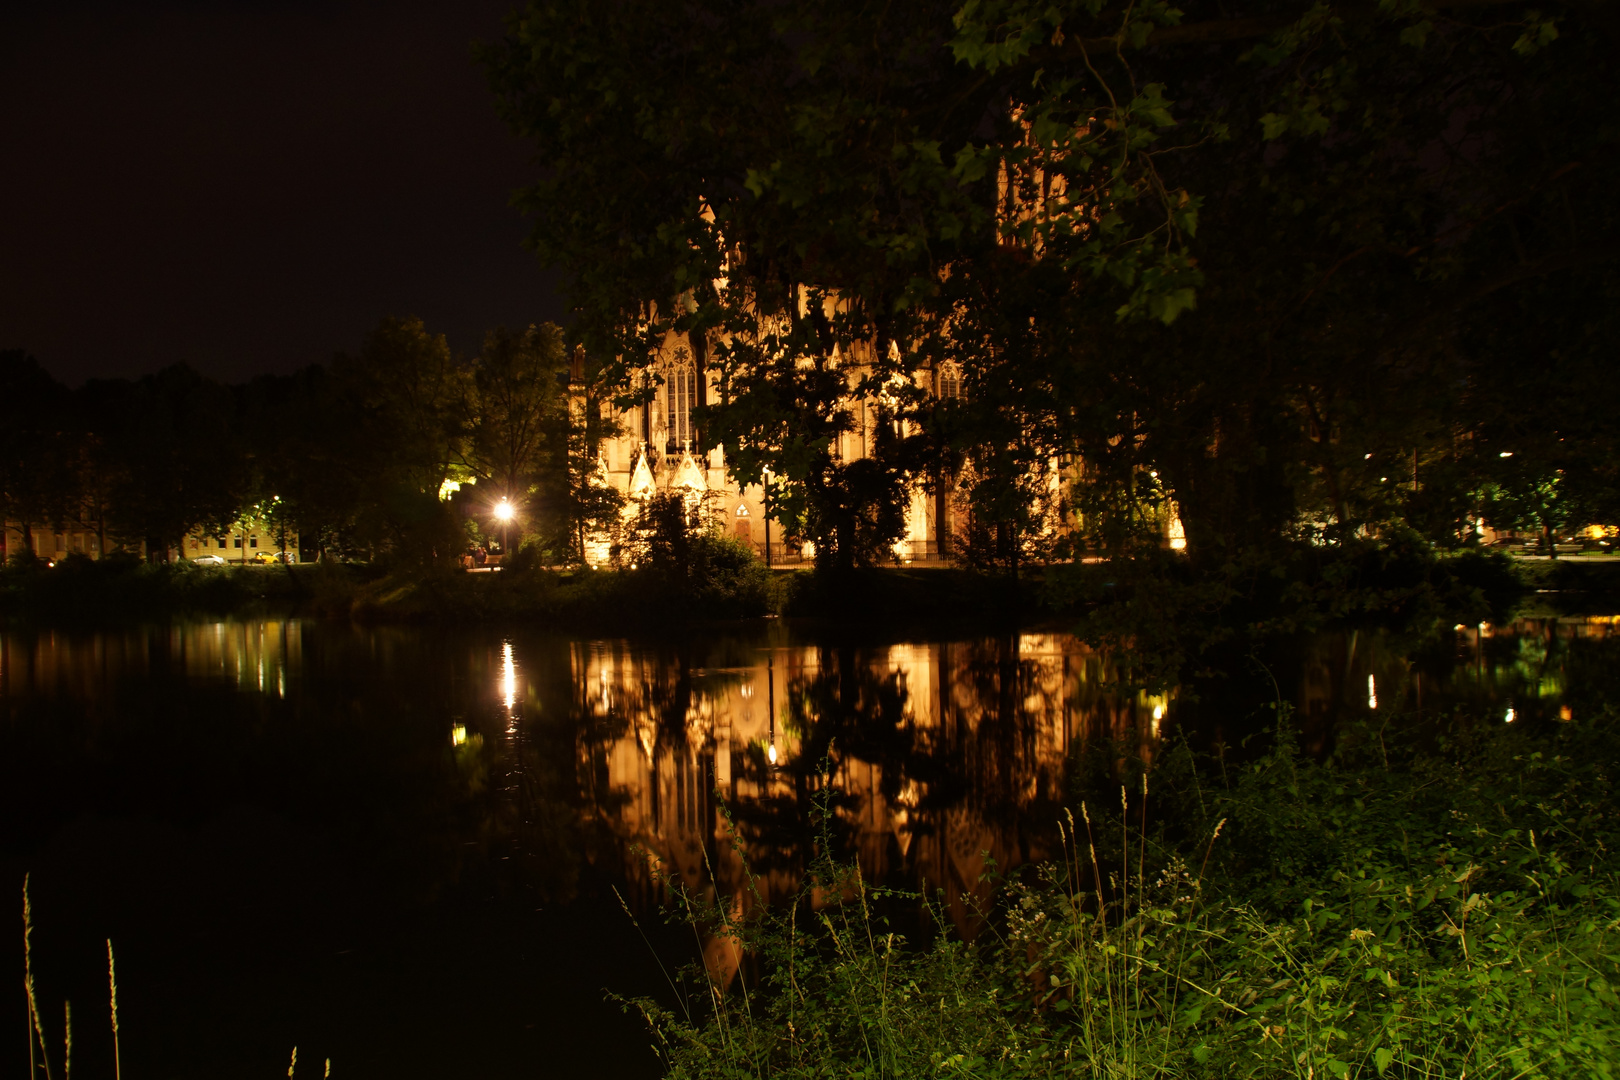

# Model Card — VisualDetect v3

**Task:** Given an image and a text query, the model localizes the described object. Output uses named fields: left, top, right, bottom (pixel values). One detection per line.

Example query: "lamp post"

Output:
left=761, top=467, right=772, bottom=569
left=494, top=498, right=514, bottom=565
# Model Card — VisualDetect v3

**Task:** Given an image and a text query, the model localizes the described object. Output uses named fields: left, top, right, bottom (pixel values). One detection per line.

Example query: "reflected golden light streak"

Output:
left=502, top=641, right=517, bottom=712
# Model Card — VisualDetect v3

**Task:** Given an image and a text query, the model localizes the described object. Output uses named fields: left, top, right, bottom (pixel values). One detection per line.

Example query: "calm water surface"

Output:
left=3, top=616, right=1615, bottom=1078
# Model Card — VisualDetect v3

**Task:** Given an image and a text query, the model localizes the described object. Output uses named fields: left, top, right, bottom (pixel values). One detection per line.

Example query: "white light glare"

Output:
left=1500, top=452, right=1514, bottom=458
left=1505, top=707, right=1516, bottom=723
left=502, top=641, right=517, bottom=711
left=494, top=499, right=515, bottom=521
left=1367, top=674, right=1378, bottom=710
left=767, top=743, right=778, bottom=765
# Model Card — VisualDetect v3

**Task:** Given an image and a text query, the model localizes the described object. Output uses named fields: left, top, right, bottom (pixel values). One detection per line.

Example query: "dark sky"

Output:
left=0, top=0, right=562, bottom=386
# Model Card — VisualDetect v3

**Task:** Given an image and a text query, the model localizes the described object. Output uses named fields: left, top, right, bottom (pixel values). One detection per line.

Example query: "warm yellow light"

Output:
left=451, top=725, right=467, bottom=746
left=501, top=641, right=517, bottom=711
left=1167, top=515, right=1187, bottom=552
left=493, top=499, right=515, bottom=522
left=767, top=743, right=778, bottom=765
left=1367, top=675, right=1378, bottom=710
left=438, top=479, right=462, bottom=501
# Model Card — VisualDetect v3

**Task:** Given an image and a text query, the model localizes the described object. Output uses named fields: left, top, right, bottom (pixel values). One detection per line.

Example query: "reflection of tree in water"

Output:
left=549, top=621, right=1620, bottom=976
left=573, top=636, right=1091, bottom=948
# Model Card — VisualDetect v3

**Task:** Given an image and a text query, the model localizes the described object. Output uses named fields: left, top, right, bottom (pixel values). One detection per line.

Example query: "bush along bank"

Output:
left=635, top=708, right=1620, bottom=1079
left=0, top=551, right=323, bottom=621
left=345, top=534, right=780, bottom=626
left=0, top=532, right=1590, bottom=635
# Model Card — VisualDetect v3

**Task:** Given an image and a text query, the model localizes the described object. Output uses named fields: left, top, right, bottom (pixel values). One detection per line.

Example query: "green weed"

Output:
left=632, top=711, right=1620, bottom=1078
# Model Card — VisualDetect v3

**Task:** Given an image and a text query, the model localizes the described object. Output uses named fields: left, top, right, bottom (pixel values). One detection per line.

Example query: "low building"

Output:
left=178, top=523, right=300, bottom=563
left=0, top=520, right=119, bottom=562
left=2, top=519, right=298, bottom=564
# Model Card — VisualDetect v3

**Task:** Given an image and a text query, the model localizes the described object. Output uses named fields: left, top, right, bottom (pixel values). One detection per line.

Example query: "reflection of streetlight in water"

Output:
left=502, top=641, right=517, bottom=715
left=766, top=652, right=777, bottom=766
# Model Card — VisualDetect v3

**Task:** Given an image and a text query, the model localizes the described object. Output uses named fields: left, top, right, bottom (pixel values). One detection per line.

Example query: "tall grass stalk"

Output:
left=107, top=939, right=120, bottom=1080
left=23, top=874, right=54, bottom=1080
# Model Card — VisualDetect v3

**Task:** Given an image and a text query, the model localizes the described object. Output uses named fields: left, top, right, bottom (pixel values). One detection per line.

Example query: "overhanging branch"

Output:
left=1066, top=0, right=1560, bottom=53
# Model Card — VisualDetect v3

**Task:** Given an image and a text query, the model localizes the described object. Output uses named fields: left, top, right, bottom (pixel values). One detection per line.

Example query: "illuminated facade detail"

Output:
left=627, top=447, right=656, bottom=503
left=664, top=347, right=697, bottom=453
left=1167, top=513, right=1187, bottom=551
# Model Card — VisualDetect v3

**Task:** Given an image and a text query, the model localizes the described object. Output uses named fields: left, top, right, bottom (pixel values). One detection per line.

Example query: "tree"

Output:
left=0, top=351, right=73, bottom=558
left=485, top=0, right=1619, bottom=571
left=78, top=365, right=246, bottom=560
left=468, top=323, right=568, bottom=554
left=328, top=316, right=472, bottom=564
left=482, top=0, right=1010, bottom=569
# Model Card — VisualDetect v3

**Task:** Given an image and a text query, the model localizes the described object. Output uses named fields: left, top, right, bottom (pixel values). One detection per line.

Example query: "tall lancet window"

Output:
left=938, top=361, right=962, bottom=401
left=666, top=346, right=697, bottom=451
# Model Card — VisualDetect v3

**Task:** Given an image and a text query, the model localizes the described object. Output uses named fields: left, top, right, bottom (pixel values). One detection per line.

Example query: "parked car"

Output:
left=190, top=554, right=227, bottom=566
left=252, top=550, right=296, bottom=564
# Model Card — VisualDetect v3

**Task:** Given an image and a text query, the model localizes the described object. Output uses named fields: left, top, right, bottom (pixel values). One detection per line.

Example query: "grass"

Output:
left=631, top=706, right=1620, bottom=1078
left=19, top=878, right=330, bottom=1078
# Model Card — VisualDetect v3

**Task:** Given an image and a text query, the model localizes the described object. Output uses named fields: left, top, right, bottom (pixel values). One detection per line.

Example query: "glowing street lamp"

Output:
left=493, top=498, right=515, bottom=563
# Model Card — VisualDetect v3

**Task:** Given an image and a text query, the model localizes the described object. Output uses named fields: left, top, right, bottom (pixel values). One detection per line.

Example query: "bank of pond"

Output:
left=3, top=609, right=1618, bottom=1076
left=7, top=536, right=1614, bottom=633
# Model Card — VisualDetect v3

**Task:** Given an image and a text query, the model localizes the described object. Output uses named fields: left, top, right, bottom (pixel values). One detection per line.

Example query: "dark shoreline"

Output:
left=3, top=549, right=1616, bottom=634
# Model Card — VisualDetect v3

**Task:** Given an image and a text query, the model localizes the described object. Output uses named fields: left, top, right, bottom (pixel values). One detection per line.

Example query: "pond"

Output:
left=3, top=615, right=1615, bottom=1078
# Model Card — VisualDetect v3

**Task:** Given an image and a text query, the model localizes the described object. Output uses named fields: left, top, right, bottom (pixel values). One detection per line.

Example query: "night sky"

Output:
left=1, top=0, right=561, bottom=386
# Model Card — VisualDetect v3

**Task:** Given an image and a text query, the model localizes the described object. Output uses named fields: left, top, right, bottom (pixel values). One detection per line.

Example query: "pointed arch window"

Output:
left=666, top=346, right=697, bottom=451
left=938, top=361, right=962, bottom=401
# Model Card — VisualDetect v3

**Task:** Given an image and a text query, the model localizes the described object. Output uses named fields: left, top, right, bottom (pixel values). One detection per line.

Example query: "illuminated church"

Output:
left=579, top=324, right=970, bottom=567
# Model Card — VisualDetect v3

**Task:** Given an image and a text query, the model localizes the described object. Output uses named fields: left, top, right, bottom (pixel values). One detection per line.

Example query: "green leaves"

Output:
left=949, top=0, right=1059, bottom=71
left=1514, top=10, right=1561, bottom=55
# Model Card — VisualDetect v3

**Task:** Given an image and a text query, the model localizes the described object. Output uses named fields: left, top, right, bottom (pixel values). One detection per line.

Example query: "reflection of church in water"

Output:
left=568, top=630, right=1169, bottom=982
